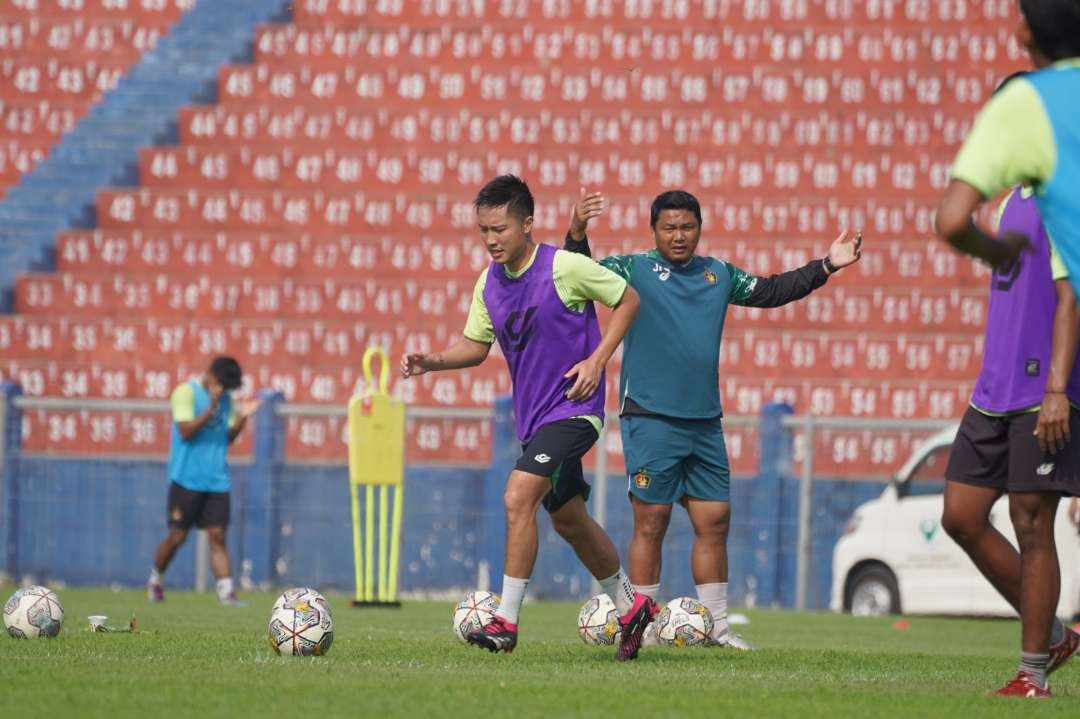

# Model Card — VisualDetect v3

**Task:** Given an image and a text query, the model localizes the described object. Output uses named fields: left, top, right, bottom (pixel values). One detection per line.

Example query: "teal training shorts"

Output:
left=621, top=414, right=730, bottom=504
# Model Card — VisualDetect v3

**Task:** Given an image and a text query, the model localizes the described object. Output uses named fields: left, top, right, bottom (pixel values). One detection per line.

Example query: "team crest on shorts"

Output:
left=633, top=469, right=651, bottom=489
left=704, top=270, right=717, bottom=284
left=171, top=507, right=183, bottom=522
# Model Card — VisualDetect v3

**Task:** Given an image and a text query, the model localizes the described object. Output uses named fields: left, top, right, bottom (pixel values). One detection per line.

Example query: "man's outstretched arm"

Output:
left=732, top=230, right=862, bottom=308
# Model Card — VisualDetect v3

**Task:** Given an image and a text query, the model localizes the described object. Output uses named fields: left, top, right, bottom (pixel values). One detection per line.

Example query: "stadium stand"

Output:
left=1, top=0, right=1021, bottom=477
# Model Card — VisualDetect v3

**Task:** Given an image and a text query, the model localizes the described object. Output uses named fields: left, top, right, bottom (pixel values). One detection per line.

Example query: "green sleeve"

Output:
left=228, top=398, right=238, bottom=428
left=463, top=271, right=495, bottom=344
left=1051, top=240, right=1069, bottom=281
left=552, top=250, right=629, bottom=309
left=597, top=254, right=634, bottom=282
left=170, top=383, right=195, bottom=423
left=951, top=79, right=1056, bottom=197
left=725, top=262, right=758, bottom=303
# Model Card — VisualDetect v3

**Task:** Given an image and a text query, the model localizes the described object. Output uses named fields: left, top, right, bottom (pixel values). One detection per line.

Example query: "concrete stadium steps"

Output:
left=250, top=22, right=1019, bottom=71
left=289, top=0, right=1017, bottom=29
left=0, top=312, right=984, bottom=383
left=175, top=103, right=976, bottom=151
left=91, top=187, right=945, bottom=237
left=134, top=144, right=952, bottom=199
left=12, top=270, right=989, bottom=333
left=52, top=229, right=990, bottom=289
left=3, top=0, right=191, bottom=22
left=0, top=14, right=170, bottom=54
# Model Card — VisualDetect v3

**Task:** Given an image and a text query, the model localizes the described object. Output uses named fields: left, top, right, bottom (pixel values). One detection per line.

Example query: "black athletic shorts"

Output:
left=167, top=482, right=230, bottom=530
left=945, top=405, right=1080, bottom=496
left=515, top=418, right=599, bottom=513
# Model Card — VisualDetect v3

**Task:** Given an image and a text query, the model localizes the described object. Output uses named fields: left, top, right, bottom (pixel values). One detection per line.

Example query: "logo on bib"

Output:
left=633, top=469, right=651, bottom=489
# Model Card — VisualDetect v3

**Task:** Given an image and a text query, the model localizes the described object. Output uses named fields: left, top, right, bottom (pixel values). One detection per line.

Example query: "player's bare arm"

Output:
left=176, top=383, right=223, bottom=441
left=400, top=337, right=492, bottom=378
left=936, top=179, right=1030, bottom=268
left=564, top=284, right=639, bottom=402
left=1035, top=278, right=1080, bottom=454
left=228, top=399, right=261, bottom=444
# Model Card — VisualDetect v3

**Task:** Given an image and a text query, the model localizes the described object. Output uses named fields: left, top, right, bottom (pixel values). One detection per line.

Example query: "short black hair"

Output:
left=1020, top=0, right=1080, bottom=61
left=474, top=175, right=534, bottom=222
left=650, top=190, right=702, bottom=228
left=209, top=356, right=243, bottom=390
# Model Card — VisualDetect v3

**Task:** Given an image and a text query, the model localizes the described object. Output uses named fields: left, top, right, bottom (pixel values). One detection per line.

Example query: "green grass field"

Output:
left=0, top=587, right=1077, bottom=717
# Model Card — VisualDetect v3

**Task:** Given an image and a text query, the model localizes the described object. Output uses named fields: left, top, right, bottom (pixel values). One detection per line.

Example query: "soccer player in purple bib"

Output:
left=400, top=175, right=656, bottom=660
left=938, top=30, right=1080, bottom=694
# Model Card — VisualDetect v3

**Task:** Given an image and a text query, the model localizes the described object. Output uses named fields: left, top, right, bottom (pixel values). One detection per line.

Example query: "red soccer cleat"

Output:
left=1049, top=628, right=1080, bottom=676
left=994, top=672, right=1050, bottom=698
left=614, top=594, right=656, bottom=662
left=465, top=615, right=518, bottom=653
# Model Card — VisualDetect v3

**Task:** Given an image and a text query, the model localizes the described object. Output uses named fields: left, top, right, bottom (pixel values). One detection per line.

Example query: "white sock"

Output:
left=633, top=583, right=660, bottom=601
left=495, top=575, right=528, bottom=625
left=216, top=577, right=234, bottom=599
left=697, top=582, right=729, bottom=638
left=149, top=568, right=162, bottom=584
left=599, top=569, right=637, bottom=616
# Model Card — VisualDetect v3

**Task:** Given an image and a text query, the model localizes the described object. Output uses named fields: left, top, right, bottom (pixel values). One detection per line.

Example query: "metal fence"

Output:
left=0, top=387, right=955, bottom=608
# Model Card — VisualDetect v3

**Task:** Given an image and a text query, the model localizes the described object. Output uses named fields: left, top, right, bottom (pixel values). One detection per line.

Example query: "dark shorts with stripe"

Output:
left=167, top=482, right=230, bottom=530
left=514, top=418, right=599, bottom=513
left=945, top=405, right=1080, bottom=496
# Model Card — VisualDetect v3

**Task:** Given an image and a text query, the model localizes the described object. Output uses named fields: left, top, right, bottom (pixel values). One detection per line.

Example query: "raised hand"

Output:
left=827, top=230, right=863, bottom=271
left=569, top=187, right=606, bottom=241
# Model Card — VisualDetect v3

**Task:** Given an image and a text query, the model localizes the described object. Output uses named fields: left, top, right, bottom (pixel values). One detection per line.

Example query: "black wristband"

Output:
left=823, top=255, right=838, bottom=274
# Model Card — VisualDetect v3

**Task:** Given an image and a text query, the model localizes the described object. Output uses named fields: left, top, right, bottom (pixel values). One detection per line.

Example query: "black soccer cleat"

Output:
left=465, top=615, right=518, bottom=654
left=614, top=595, right=656, bottom=662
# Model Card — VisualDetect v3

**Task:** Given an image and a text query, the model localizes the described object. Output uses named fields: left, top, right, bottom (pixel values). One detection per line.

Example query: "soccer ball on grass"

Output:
left=4, top=585, right=64, bottom=638
left=654, top=596, right=713, bottom=647
left=451, top=590, right=499, bottom=643
left=577, top=593, right=621, bottom=646
left=268, top=587, right=334, bottom=656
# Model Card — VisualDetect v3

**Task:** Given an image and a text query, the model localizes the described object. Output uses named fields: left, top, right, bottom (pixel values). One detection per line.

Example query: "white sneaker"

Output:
left=147, top=580, right=164, bottom=603
left=708, top=630, right=754, bottom=651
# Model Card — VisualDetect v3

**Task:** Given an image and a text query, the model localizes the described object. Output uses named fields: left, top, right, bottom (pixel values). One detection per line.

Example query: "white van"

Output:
left=831, top=425, right=1080, bottom=618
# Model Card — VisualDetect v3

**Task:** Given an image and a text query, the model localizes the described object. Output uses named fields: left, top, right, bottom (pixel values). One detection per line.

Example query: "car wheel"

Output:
left=846, top=564, right=900, bottom=616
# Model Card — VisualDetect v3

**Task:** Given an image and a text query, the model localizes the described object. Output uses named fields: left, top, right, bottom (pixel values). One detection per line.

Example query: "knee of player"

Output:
left=206, top=527, right=228, bottom=546
left=167, top=527, right=189, bottom=544
left=634, top=512, right=671, bottom=543
left=940, top=507, right=981, bottom=545
left=1007, top=503, right=1048, bottom=543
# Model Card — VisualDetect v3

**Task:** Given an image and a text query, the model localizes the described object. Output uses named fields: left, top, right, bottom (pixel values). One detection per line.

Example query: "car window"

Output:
left=900, top=444, right=951, bottom=498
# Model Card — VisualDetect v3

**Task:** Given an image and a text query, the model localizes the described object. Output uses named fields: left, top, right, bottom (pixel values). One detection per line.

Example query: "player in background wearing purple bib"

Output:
left=941, top=186, right=1080, bottom=695
left=938, top=3, right=1080, bottom=695
left=400, top=176, right=656, bottom=661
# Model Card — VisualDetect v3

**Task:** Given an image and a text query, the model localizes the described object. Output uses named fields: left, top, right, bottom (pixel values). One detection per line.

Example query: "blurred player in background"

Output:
left=936, top=0, right=1080, bottom=697
left=566, top=188, right=861, bottom=649
left=400, top=175, right=656, bottom=661
left=939, top=183, right=1080, bottom=698
left=147, top=356, right=260, bottom=606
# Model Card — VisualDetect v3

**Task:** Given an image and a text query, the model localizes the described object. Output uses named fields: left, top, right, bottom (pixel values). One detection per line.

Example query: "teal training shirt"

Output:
left=167, top=379, right=233, bottom=492
left=600, top=249, right=757, bottom=419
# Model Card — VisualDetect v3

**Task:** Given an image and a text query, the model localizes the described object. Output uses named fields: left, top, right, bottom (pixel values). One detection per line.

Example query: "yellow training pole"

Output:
left=389, top=484, right=404, bottom=600
left=350, top=483, right=364, bottom=602
left=379, top=485, right=390, bottom=602
left=364, top=483, right=375, bottom=603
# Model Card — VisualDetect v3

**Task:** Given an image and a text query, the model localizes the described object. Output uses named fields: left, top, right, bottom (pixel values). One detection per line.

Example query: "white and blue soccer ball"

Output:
left=577, top=594, right=621, bottom=646
left=268, top=587, right=334, bottom=656
left=4, top=585, right=64, bottom=638
left=654, top=597, right=713, bottom=647
left=452, top=590, right=499, bottom=643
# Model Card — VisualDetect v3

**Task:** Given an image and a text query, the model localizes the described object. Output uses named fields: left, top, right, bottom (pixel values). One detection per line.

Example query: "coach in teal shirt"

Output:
left=149, top=356, right=259, bottom=606
left=566, top=189, right=861, bottom=649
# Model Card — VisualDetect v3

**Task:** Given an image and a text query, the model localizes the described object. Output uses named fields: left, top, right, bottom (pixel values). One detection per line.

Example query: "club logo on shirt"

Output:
left=501, top=306, right=538, bottom=352
left=633, top=469, right=651, bottom=489
left=704, top=270, right=717, bottom=284
left=652, top=263, right=670, bottom=282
